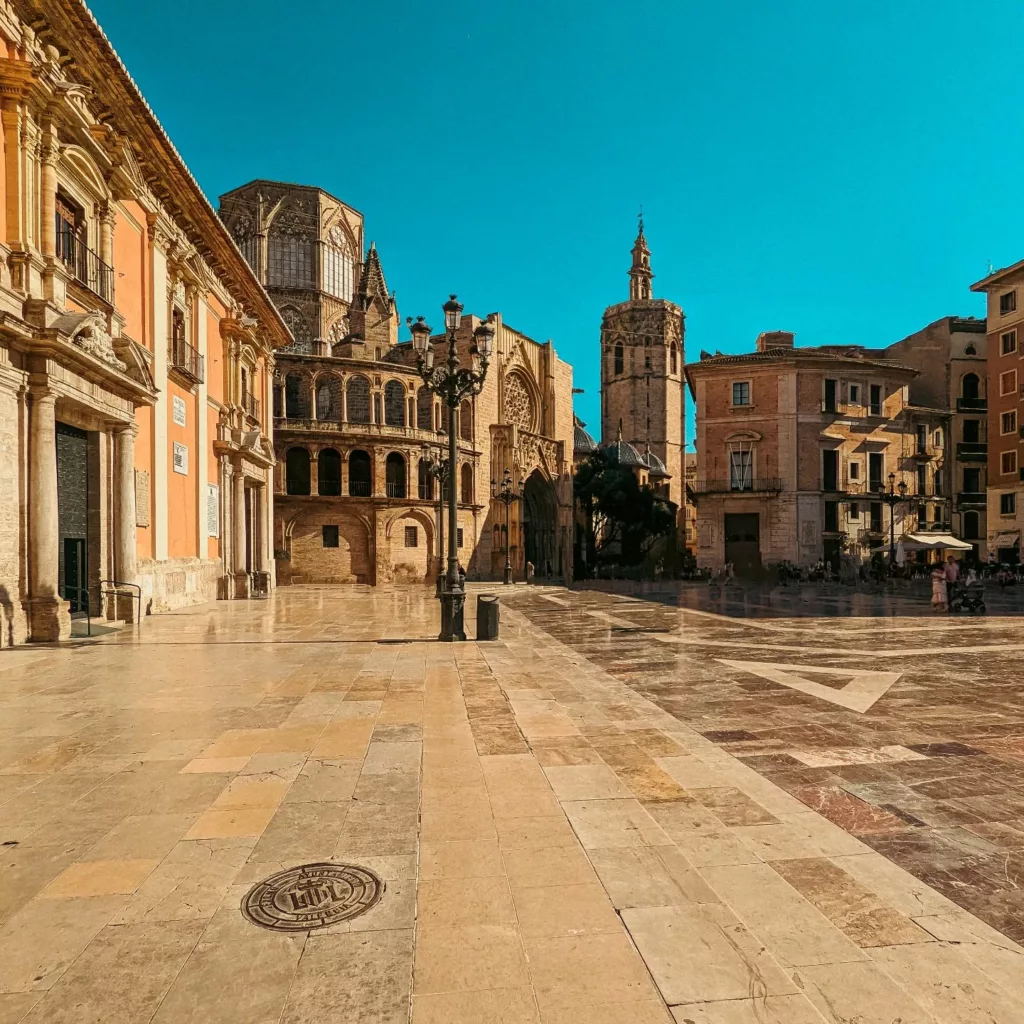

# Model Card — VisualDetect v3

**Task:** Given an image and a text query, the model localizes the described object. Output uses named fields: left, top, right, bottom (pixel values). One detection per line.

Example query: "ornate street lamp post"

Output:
left=408, top=296, right=494, bottom=642
left=420, top=444, right=450, bottom=598
left=877, top=472, right=909, bottom=564
left=491, top=468, right=524, bottom=585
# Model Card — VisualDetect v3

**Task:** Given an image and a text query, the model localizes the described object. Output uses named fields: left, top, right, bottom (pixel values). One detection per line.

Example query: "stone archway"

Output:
left=522, top=469, right=558, bottom=578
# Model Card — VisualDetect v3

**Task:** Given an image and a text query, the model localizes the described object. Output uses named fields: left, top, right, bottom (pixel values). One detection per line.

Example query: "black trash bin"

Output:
left=476, top=594, right=500, bottom=640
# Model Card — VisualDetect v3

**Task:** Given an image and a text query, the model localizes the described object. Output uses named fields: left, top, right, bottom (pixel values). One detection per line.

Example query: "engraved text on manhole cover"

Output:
left=241, top=862, right=384, bottom=931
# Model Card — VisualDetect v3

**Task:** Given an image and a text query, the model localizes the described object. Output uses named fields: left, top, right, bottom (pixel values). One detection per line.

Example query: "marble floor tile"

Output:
left=412, top=987, right=540, bottom=1024
left=620, top=903, right=798, bottom=1005
left=668, top=994, right=826, bottom=1024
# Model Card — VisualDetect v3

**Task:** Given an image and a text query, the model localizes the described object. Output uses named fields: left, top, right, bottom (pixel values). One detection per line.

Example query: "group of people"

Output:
left=930, top=555, right=977, bottom=611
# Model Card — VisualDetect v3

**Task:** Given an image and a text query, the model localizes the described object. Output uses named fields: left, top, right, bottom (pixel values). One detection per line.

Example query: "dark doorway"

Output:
left=349, top=450, right=372, bottom=497
left=385, top=453, right=406, bottom=498
left=62, top=537, right=88, bottom=614
left=724, top=512, right=760, bottom=576
left=823, top=538, right=841, bottom=570
left=285, top=448, right=311, bottom=495
left=523, top=470, right=559, bottom=577
left=318, top=449, right=341, bottom=496
left=56, top=422, right=91, bottom=616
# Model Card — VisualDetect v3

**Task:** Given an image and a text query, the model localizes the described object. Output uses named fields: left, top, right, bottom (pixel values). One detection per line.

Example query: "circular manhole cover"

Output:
left=241, top=862, right=384, bottom=932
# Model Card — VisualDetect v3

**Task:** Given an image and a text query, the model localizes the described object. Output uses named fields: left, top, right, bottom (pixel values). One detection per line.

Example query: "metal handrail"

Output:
left=98, top=579, right=142, bottom=628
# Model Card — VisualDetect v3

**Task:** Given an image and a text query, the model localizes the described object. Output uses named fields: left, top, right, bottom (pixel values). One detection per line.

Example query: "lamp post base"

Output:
left=503, top=565, right=512, bottom=585
left=438, top=586, right=466, bottom=642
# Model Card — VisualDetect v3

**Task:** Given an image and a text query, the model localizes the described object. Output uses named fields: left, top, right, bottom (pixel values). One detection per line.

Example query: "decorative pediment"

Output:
left=724, top=430, right=762, bottom=444
left=112, top=335, right=156, bottom=391
left=52, top=311, right=125, bottom=371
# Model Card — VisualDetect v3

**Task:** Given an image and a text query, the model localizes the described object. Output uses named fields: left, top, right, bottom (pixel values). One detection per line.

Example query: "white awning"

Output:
left=992, top=532, right=1021, bottom=549
left=904, top=533, right=973, bottom=551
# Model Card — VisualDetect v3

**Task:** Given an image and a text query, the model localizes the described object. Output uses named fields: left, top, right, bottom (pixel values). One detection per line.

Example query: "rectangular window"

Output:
left=870, top=503, right=883, bottom=532
left=1001, top=492, right=1016, bottom=516
left=849, top=461, right=860, bottom=480
left=1000, top=369, right=1017, bottom=396
left=731, top=381, right=750, bottom=406
left=1001, top=451, right=1018, bottom=476
left=823, top=379, right=838, bottom=413
left=916, top=425, right=928, bottom=453
left=917, top=464, right=927, bottom=494
left=729, top=450, right=753, bottom=490
left=322, top=525, right=339, bottom=548
left=849, top=502, right=860, bottom=519
left=848, top=383, right=860, bottom=405
left=933, top=469, right=943, bottom=494
left=457, top=528, right=464, bottom=548
left=822, top=449, right=839, bottom=491
left=963, top=419, right=980, bottom=443
left=869, top=384, right=882, bottom=416
left=963, top=468, right=981, bottom=492
left=1000, top=290, right=1017, bottom=315
left=404, top=526, right=418, bottom=547
left=1002, top=411, right=1017, bottom=435
left=1003, top=330, right=1018, bottom=355
left=868, top=452, right=883, bottom=491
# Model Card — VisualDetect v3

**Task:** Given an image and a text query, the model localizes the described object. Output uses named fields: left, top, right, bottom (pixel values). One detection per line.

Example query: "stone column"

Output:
left=340, top=450, right=348, bottom=496
left=99, top=203, right=115, bottom=267
left=341, top=380, right=348, bottom=423
left=28, top=390, right=70, bottom=641
left=232, top=464, right=249, bottom=597
left=309, top=450, right=319, bottom=497
left=256, top=483, right=269, bottom=572
left=112, top=424, right=138, bottom=622
left=39, top=132, right=57, bottom=259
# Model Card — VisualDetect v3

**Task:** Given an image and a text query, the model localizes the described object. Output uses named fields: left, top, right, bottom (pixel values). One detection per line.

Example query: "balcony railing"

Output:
left=956, top=441, right=987, bottom=461
left=56, top=233, right=114, bottom=303
left=349, top=480, right=371, bottom=497
left=169, top=338, right=205, bottom=385
left=689, top=478, right=783, bottom=495
left=957, top=492, right=986, bottom=507
left=385, top=482, right=406, bottom=498
left=242, top=390, right=260, bottom=422
left=956, top=396, right=987, bottom=411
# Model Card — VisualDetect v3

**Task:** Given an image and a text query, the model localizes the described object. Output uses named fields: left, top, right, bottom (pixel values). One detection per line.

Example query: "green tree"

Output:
left=574, top=450, right=676, bottom=569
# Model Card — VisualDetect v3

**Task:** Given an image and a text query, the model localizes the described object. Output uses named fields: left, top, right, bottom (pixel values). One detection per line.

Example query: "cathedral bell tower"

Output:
left=600, top=216, right=686, bottom=507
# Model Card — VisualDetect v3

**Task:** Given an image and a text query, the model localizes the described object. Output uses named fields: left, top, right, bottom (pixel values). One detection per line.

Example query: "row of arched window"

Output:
left=277, top=373, right=473, bottom=437
left=285, top=447, right=474, bottom=503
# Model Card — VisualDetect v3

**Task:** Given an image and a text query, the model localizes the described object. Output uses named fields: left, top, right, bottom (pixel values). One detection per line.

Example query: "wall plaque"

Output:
left=207, top=483, right=219, bottom=538
left=173, top=442, right=189, bottom=475
left=172, top=394, right=186, bottom=427
left=135, top=469, right=151, bottom=527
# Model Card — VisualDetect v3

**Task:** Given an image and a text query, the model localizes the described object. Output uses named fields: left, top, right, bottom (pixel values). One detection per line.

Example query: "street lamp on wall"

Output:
left=408, top=297, right=495, bottom=641
left=491, top=468, right=524, bottom=585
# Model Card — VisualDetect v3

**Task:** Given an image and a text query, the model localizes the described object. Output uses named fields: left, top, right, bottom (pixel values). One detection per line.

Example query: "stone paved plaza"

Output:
left=2, top=586, right=1024, bottom=1023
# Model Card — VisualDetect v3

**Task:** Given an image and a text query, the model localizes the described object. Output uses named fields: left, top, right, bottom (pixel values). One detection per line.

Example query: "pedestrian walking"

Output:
left=931, top=566, right=947, bottom=612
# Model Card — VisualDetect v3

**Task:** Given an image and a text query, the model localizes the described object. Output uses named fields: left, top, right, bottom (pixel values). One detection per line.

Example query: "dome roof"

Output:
left=641, top=448, right=669, bottom=477
left=603, top=437, right=645, bottom=468
left=573, top=416, right=599, bottom=455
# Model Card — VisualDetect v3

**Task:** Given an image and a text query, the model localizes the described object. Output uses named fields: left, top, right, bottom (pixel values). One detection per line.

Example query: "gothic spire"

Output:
left=628, top=211, right=654, bottom=302
left=355, top=241, right=394, bottom=313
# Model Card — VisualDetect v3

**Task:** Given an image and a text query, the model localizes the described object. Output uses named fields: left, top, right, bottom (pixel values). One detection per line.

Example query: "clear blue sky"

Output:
left=90, top=0, right=1024, bottom=445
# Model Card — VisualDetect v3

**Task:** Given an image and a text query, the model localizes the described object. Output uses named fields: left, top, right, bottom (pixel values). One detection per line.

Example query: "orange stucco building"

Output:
left=0, top=0, right=290, bottom=643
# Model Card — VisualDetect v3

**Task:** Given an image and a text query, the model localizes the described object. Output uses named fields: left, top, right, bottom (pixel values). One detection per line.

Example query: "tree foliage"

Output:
left=574, top=450, right=676, bottom=567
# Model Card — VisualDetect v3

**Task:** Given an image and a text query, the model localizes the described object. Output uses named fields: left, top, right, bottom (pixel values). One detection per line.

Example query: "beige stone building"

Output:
left=683, top=452, right=697, bottom=552
left=600, top=218, right=686, bottom=508
left=971, top=263, right=1024, bottom=562
left=886, top=316, right=988, bottom=559
left=219, top=181, right=576, bottom=586
left=0, top=0, right=289, bottom=644
left=685, top=331, right=952, bottom=573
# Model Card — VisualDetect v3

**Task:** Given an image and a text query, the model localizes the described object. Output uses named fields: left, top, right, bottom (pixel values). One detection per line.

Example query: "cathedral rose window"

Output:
left=504, top=372, right=534, bottom=432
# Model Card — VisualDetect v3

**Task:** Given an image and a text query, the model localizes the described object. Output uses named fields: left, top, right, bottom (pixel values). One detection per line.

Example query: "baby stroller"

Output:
left=949, top=582, right=986, bottom=615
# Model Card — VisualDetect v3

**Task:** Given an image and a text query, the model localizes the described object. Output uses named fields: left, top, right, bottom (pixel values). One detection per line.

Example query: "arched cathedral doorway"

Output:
left=522, top=470, right=559, bottom=578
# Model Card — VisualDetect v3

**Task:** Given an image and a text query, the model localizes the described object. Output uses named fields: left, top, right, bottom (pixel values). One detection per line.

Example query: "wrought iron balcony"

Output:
left=349, top=480, right=371, bottom=497
left=385, top=482, right=407, bottom=498
left=689, top=478, right=783, bottom=496
left=956, top=396, right=987, bottom=412
left=242, top=390, right=260, bottom=422
left=56, top=233, right=114, bottom=303
left=955, top=441, right=987, bottom=462
left=169, top=338, right=205, bottom=385
left=957, top=491, right=986, bottom=507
